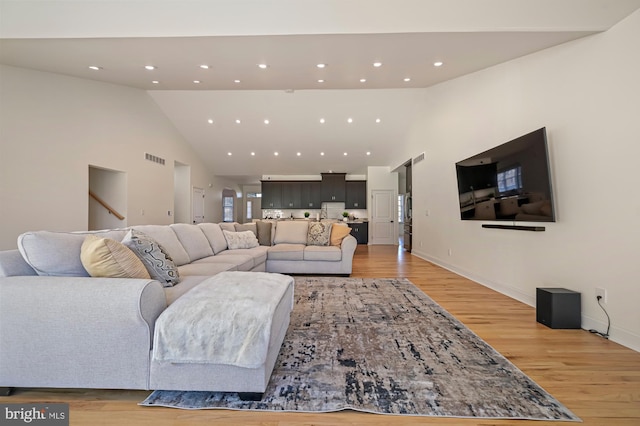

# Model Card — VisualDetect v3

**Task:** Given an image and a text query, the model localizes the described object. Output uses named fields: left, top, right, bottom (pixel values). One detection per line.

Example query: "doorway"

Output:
left=88, top=166, right=127, bottom=230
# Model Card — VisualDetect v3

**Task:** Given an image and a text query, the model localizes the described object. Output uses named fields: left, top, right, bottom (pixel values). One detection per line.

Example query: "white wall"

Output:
left=0, top=65, right=238, bottom=250
left=394, top=10, right=640, bottom=351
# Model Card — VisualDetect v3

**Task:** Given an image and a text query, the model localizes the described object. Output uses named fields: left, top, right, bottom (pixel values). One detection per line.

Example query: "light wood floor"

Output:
left=3, top=244, right=639, bottom=425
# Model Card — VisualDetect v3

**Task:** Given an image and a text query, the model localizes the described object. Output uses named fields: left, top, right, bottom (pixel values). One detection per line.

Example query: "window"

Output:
left=223, top=196, right=234, bottom=222
left=398, top=195, right=404, bottom=223
left=246, top=200, right=252, bottom=220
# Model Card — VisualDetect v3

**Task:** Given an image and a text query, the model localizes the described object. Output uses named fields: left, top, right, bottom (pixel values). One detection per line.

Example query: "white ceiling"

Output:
left=2, top=0, right=640, bottom=183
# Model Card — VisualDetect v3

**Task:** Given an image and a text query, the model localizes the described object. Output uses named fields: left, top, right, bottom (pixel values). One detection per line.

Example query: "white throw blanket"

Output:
left=152, top=271, right=294, bottom=368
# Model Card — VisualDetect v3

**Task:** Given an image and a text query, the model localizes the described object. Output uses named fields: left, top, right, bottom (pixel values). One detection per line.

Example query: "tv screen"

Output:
left=455, top=127, right=555, bottom=222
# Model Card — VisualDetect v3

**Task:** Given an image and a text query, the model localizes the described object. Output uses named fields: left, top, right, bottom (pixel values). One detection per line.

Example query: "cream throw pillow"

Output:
left=80, top=234, right=151, bottom=279
left=223, top=230, right=259, bottom=249
left=330, top=224, right=352, bottom=247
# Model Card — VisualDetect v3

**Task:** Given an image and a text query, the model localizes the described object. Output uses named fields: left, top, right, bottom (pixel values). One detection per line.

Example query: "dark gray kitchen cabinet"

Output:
left=261, top=181, right=282, bottom=208
left=321, top=173, right=346, bottom=202
left=300, top=181, right=322, bottom=209
left=345, top=180, right=366, bottom=209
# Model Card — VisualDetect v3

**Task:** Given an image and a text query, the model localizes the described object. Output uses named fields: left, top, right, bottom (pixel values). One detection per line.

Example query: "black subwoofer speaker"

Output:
left=536, top=288, right=581, bottom=329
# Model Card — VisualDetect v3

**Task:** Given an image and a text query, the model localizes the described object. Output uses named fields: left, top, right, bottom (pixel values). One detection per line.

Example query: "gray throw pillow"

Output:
left=122, top=229, right=180, bottom=287
left=256, top=221, right=272, bottom=246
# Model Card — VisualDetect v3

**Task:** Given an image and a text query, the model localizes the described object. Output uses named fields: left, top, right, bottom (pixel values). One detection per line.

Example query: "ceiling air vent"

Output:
left=413, top=152, right=425, bottom=165
left=144, top=152, right=165, bottom=165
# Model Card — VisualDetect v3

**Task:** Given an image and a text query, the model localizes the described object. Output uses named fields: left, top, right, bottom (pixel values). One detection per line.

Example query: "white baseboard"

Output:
left=410, top=249, right=640, bottom=353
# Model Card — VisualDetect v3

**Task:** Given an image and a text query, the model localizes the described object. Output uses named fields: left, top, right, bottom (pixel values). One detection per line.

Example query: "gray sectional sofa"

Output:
left=0, top=220, right=356, bottom=394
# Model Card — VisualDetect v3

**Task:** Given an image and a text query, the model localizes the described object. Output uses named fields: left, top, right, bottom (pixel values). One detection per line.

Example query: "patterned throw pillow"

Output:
left=223, top=230, right=260, bottom=249
left=307, top=222, right=332, bottom=246
left=80, top=234, right=151, bottom=279
left=122, top=229, right=180, bottom=287
left=330, top=224, right=352, bottom=246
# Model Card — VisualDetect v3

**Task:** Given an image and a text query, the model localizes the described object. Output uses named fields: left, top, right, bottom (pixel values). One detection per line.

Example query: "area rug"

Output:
left=141, top=277, right=579, bottom=421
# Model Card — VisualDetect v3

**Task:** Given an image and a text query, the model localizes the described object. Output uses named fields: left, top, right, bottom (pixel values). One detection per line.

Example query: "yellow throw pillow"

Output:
left=80, top=234, right=151, bottom=279
left=330, top=224, right=352, bottom=247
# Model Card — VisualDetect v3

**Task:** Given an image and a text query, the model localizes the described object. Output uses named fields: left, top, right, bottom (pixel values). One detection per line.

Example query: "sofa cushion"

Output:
left=273, top=221, right=309, bottom=245
left=267, top=243, right=305, bottom=261
left=17, top=230, right=128, bottom=277
left=234, top=222, right=257, bottom=237
left=80, top=234, right=150, bottom=279
left=223, top=230, right=259, bottom=250
left=210, top=253, right=254, bottom=271
left=163, top=275, right=210, bottom=305
left=122, top=230, right=180, bottom=287
left=131, top=225, right=190, bottom=266
left=330, top=223, right=352, bottom=246
left=307, top=222, right=332, bottom=246
left=170, top=224, right=214, bottom=261
left=255, top=220, right=272, bottom=246
left=303, top=245, right=342, bottom=261
left=215, top=246, right=269, bottom=267
left=219, top=222, right=238, bottom=232
left=177, top=262, right=238, bottom=277
left=198, top=223, right=227, bottom=254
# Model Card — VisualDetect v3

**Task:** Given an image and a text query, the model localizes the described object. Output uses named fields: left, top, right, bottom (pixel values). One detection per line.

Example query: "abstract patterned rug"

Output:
left=141, top=277, right=579, bottom=421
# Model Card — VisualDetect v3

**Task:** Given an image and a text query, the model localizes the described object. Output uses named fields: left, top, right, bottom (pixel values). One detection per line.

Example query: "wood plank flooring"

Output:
left=3, top=244, right=639, bottom=425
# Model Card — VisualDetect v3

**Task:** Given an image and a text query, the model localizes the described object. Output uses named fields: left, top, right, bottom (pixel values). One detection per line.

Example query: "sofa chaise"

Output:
left=0, top=220, right=356, bottom=395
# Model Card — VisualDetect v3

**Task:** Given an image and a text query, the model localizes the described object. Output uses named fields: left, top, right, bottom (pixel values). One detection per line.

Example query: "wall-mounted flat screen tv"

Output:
left=455, top=127, right=555, bottom=222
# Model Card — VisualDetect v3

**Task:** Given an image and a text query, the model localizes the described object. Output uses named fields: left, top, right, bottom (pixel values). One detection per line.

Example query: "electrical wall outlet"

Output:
left=595, top=287, right=607, bottom=303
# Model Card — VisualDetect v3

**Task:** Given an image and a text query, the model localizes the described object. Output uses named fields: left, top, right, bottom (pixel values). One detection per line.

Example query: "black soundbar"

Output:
left=482, top=224, right=545, bottom=232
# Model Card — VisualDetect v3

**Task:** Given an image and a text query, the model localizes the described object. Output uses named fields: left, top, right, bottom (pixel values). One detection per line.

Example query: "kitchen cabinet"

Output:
left=300, top=181, right=322, bottom=209
left=345, top=180, right=366, bottom=209
left=281, top=182, right=301, bottom=208
left=321, top=173, right=346, bottom=202
left=348, top=222, right=368, bottom=244
left=406, top=162, right=412, bottom=193
left=261, top=181, right=282, bottom=208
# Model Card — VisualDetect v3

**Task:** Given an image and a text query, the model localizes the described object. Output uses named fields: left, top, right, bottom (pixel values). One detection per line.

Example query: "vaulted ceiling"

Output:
left=2, top=0, right=639, bottom=182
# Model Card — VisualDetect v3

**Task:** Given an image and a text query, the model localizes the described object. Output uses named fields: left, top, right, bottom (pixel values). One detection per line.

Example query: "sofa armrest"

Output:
left=339, top=235, right=358, bottom=273
left=0, top=276, right=167, bottom=389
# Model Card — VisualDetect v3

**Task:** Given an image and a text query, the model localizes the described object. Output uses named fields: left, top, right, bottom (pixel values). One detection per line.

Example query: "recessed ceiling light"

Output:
left=88, top=66, right=101, bottom=71
left=200, top=65, right=209, bottom=69
left=234, top=79, right=241, bottom=84
left=251, top=152, right=255, bottom=156
left=264, top=119, right=270, bottom=125
left=404, top=77, right=411, bottom=82
left=347, top=118, right=353, bottom=123
left=297, top=152, right=301, bottom=156
left=320, top=152, right=325, bottom=156
left=359, top=78, right=367, bottom=83
left=274, top=152, right=279, bottom=156
left=375, top=118, right=381, bottom=123
left=373, top=62, right=382, bottom=67
left=207, top=119, right=214, bottom=124
left=151, top=80, right=160, bottom=84
left=344, top=152, right=348, bottom=156
left=316, top=63, right=326, bottom=68
left=434, top=61, right=444, bottom=67
left=319, top=118, right=325, bottom=124
left=258, top=64, right=268, bottom=69
left=193, top=80, right=201, bottom=84
left=317, top=79, right=325, bottom=83
left=227, top=152, right=232, bottom=156
left=144, top=65, right=156, bottom=70
left=366, top=151, right=371, bottom=156
left=235, top=119, right=241, bottom=124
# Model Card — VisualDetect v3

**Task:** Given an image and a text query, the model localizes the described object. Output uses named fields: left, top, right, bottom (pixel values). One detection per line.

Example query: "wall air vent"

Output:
left=144, top=152, right=165, bottom=165
left=413, top=152, right=425, bottom=165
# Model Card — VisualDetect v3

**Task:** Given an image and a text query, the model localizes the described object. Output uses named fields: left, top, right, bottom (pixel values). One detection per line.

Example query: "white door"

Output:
left=192, top=187, right=205, bottom=224
left=371, top=190, right=396, bottom=245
